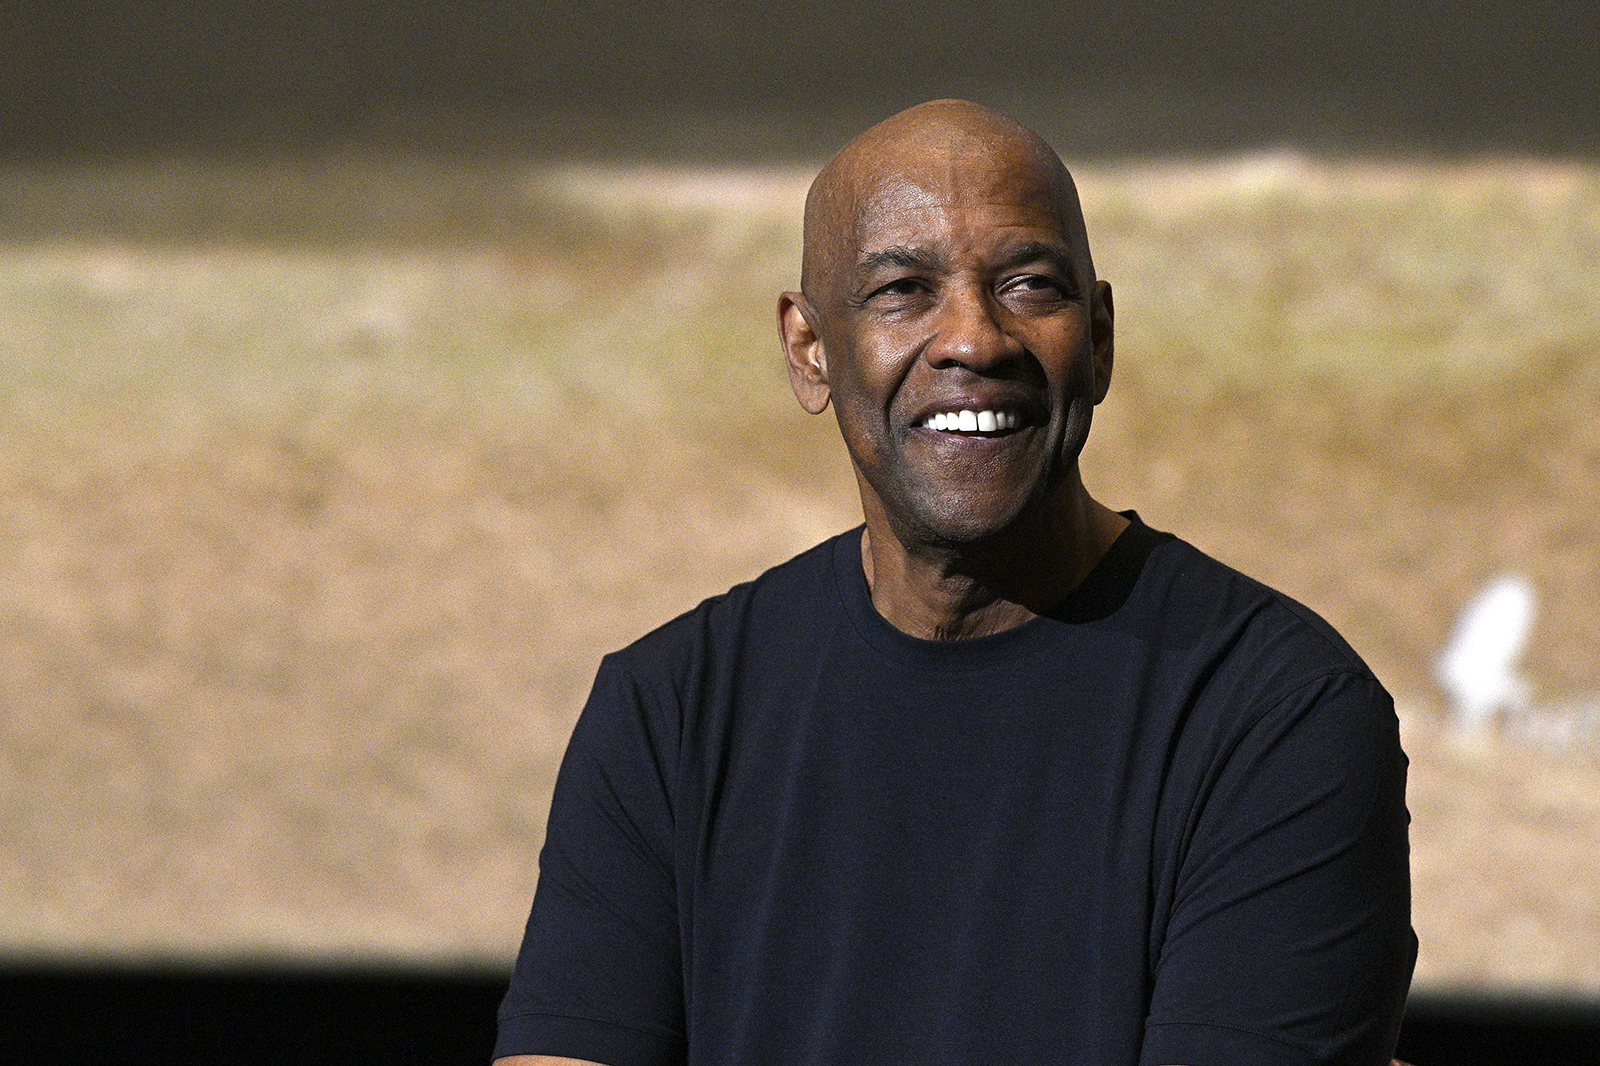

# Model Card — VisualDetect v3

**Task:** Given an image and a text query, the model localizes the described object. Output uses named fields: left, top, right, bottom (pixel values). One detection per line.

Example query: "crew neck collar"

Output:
left=830, top=512, right=1169, bottom=668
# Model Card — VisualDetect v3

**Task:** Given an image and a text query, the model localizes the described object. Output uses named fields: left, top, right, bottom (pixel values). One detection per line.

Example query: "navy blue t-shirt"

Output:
left=497, top=518, right=1415, bottom=1066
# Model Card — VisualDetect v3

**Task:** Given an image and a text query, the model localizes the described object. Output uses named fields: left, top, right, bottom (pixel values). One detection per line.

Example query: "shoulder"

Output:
left=1153, top=532, right=1363, bottom=653
left=1127, top=523, right=1384, bottom=712
left=603, top=528, right=854, bottom=685
left=557, top=530, right=856, bottom=791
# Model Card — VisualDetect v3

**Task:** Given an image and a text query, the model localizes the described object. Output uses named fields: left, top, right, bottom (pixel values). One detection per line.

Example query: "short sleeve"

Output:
left=1141, top=671, right=1417, bottom=1066
left=495, top=655, right=688, bottom=1066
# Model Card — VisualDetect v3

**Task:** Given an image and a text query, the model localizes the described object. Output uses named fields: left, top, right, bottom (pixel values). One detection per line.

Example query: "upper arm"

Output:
left=494, top=656, right=688, bottom=1064
left=1143, top=672, right=1416, bottom=1066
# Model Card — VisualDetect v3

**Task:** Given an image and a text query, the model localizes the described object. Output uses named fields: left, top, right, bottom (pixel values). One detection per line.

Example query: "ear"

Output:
left=778, top=291, right=831, bottom=415
left=1089, top=279, right=1114, bottom=404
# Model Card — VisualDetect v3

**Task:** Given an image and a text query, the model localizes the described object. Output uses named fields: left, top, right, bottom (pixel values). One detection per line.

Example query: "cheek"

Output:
left=1047, top=335, right=1099, bottom=396
left=826, top=370, right=886, bottom=451
left=829, top=343, right=906, bottom=421
left=1055, top=354, right=1100, bottom=450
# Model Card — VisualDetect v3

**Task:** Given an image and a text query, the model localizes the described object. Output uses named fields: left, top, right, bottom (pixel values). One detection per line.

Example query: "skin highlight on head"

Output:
left=798, top=100, right=1098, bottom=309
left=778, top=99, right=1126, bottom=641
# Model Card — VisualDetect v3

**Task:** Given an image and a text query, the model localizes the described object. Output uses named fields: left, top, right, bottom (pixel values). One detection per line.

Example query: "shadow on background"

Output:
left=5, top=1, right=1598, bottom=159
left=2, top=964, right=1599, bottom=1065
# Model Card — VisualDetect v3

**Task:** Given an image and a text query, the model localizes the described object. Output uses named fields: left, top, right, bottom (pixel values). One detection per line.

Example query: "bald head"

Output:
left=776, top=97, right=1118, bottom=567
left=800, top=100, right=1095, bottom=302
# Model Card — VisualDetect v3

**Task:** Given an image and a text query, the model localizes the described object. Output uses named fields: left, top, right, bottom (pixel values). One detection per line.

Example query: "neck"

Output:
left=859, top=477, right=1128, bottom=641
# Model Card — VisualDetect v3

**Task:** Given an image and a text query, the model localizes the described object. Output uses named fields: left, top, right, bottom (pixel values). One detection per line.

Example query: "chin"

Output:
left=895, top=493, right=1035, bottom=550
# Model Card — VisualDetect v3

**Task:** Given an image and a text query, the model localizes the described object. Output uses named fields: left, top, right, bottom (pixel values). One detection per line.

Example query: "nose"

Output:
left=922, top=286, right=1025, bottom=372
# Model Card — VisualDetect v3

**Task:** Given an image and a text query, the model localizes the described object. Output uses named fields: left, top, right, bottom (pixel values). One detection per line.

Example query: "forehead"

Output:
left=848, top=146, right=1072, bottom=250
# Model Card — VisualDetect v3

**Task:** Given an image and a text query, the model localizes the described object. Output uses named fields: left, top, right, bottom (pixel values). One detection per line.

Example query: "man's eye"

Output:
left=1007, top=274, right=1062, bottom=294
left=874, top=278, right=925, bottom=298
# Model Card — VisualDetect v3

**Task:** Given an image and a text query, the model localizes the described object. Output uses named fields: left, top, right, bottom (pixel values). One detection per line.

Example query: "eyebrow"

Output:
left=854, top=240, right=1082, bottom=283
left=998, top=241, right=1082, bottom=282
left=856, top=245, right=940, bottom=273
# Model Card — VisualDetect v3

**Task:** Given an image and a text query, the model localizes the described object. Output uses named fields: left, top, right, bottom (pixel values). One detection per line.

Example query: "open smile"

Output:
left=916, top=408, right=1026, bottom=435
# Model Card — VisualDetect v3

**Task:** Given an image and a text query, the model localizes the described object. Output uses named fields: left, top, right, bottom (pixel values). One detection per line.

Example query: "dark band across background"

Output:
left=2, top=964, right=1596, bottom=1065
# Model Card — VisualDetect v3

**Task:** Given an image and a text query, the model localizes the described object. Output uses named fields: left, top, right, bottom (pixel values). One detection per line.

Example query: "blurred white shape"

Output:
left=1435, top=573, right=1537, bottom=735
left=1509, top=695, right=1600, bottom=751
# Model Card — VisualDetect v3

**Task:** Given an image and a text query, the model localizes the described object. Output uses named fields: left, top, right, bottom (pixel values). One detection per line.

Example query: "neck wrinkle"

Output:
left=859, top=485, right=1127, bottom=642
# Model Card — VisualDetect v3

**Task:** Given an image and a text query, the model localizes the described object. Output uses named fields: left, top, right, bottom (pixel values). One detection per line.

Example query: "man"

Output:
left=495, top=100, right=1415, bottom=1066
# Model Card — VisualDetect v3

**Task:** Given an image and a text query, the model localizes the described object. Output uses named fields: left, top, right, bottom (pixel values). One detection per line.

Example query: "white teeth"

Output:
left=921, top=409, right=1021, bottom=432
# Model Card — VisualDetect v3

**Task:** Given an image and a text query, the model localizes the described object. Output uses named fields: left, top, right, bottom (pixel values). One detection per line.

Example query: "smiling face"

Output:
left=780, top=102, right=1113, bottom=551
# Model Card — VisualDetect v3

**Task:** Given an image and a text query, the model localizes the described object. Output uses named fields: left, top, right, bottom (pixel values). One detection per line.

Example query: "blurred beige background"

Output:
left=2, top=0, right=1597, bottom=998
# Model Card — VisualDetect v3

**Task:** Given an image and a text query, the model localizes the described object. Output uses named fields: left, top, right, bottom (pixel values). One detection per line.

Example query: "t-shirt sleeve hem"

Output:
left=493, top=1010, right=686, bottom=1066
left=1140, top=1020, right=1322, bottom=1066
